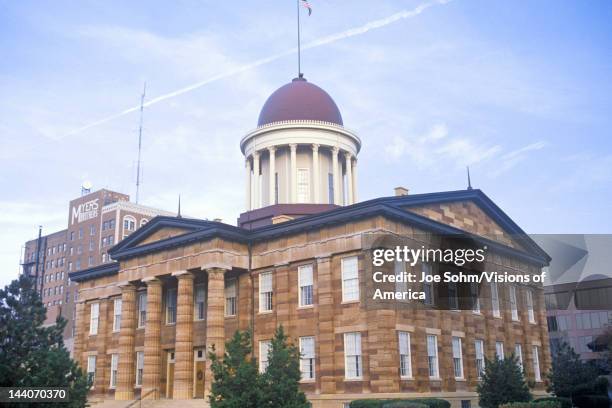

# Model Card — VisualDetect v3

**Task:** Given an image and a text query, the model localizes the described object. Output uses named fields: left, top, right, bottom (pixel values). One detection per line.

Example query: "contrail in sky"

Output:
left=64, top=0, right=451, bottom=138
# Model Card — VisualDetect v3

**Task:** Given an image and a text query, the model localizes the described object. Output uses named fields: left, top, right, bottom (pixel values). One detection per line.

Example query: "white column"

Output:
left=245, top=157, right=251, bottom=210
left=289, top=144, right=297, bottom=203
left=332, top=147, right=340, bottom=205
left=345, top=152, right=353, bottom=205
left=268, top=147, right=276, bottom=206
left=252, top=151, right=260, bottom=209
left=312, top=144, right=320, bottom=203
left=352, top=158, right=358, bottom=203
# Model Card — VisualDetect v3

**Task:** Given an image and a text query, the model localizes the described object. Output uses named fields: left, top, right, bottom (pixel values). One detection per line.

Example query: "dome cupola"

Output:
left=257, top=76, right=343, bottom=127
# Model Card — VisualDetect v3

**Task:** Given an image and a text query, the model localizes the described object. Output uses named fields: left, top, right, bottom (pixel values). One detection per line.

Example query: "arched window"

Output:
left=140, top=218, right=148, bottom=227
left=123, top=215, right=136, bottom=232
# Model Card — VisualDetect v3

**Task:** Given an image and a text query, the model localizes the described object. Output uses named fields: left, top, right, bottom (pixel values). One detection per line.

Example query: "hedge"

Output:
left=572, top=394, right=610, bottom=408
left=348, top=398, right=449, bottom=408
left=533, top=397, right=571, bottom=408
left=499, top=402, right=560, bottom=408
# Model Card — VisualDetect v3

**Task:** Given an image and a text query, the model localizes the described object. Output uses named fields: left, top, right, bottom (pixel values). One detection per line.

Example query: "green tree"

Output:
left=477, top=355, right=532, bottom=408
left=0, top=275, right=89, bottom=408
left=208, top=330, right=262, bottom=408
left=547, top=340, right=599, bottom=399
left=260, top=325, right=309, bottom=408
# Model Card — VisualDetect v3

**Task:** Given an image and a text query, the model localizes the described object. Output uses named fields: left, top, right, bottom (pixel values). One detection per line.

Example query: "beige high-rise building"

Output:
left=21, top=188, right=174, bottom=352
left=69, top=77, right=552, bottom=407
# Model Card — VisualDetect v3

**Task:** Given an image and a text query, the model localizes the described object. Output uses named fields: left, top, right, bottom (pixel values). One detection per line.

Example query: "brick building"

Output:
left=21, top=188, right=175, bottom=351
left=69, top=77, right=552, bottom=407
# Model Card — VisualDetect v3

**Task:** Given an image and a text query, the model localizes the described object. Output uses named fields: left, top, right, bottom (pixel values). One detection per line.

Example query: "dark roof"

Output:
left=69, top=261, right=119, bottom=282
left=70, top=189, right=550, bottom=283
left=257, top=77, right=343, bottom=126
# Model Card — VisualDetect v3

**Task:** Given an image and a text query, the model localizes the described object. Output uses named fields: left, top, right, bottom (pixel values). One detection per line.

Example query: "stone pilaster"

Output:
left=204, top=268, right=226, bottom=399
left=173, top=271, right=194, bottom=399
left=95, top=298, right=110, bottom=392
left=142, top=277, right=162, bottom=399
left=316, top=256, right=336, bottom=394
left=116, top=283, right=137, bottom=400
left=73, top=300, right=86, bottom=368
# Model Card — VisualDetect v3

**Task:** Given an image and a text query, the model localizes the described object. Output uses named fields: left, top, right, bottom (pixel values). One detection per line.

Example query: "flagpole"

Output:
left=297, top=0, right=301, bottom=77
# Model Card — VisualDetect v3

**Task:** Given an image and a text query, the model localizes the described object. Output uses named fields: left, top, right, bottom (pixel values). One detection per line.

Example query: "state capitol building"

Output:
left=69, top=75, right=552, bottom=407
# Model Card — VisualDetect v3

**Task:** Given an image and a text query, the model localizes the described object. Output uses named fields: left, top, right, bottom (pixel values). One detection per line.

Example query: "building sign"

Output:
left=71, top=199, right=99, bottom=225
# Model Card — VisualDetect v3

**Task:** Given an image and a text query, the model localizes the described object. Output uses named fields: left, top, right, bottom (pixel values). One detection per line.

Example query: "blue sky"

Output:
left=1, top=0, right=611, bottom=287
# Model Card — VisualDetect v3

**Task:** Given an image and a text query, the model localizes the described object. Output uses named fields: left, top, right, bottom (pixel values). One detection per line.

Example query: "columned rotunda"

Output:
left=241, top=76, right=360, bottom=210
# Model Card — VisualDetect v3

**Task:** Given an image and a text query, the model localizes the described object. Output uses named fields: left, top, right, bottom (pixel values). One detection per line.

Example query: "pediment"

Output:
left=110, top=216, right=211, bottom=254
left=401, top=197, right=525, bottom=251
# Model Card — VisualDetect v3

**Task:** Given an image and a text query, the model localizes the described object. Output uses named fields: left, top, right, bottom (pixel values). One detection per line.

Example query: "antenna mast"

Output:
left=135, top=82, right=146, bottom=204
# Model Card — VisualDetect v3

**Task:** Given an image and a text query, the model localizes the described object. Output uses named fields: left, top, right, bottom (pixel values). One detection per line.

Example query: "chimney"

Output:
left=394, top=186, right=409, bottom=197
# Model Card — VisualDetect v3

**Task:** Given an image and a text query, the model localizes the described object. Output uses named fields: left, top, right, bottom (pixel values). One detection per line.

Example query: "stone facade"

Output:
left=71, top=197, right=551, bottom=408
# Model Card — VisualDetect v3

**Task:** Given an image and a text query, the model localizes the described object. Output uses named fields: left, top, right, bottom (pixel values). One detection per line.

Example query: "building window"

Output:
left=491, top=282, right=500, bottom=318
left=461, top=401, right=472, bottom=408
left=427, top=334, right=439, bottom=379
left=398, top=331, right=411, bottom=378
left=297, top=168, right=310, bottom=203
left=110, top=354, right=118, bottom=388
left=89, top=303, right=99, bottom=335
left=79, top=228, right=83, bottom=239
left=136, top=351, right=144, bottom=387
left=510, top=286, right=519, bottom=321
left=298, top=264, right=314, bottom=307
left=327, top=173, right=334, bottom=204
left=225, top=279, right=237, bottom=317
left=300, top=336, right=315, bottom=380
left=395, top=260, right=408, bottom=293
left=514, top=344, right=523, bottom=371
left=90, top=225, right=95, bottom=236
left=70, top=231, right=74, bottom=241
left=259, top=272, right=273, bottom=312
left=341, top=256, right=359, bottom=302
left=140, top=218, right=148, bottom=227
left=532, top=346, right=541, bottom=382
left=471, top=282, right=480, bottom=313
left=448, top=282, right=458, bottom=310
left=166, top=288, right=177, bottom=324
left=344, top=332, right=362, bottom=379
left=123, top=216, right=136, bottom=232
left=475, top=339, right=485, bottom=379
left=452, top=336, right=464, bottom=379
left=87, top=355, right=96, bottom=385
left=138, top=292, right=147, bottom=328
left=102, top=253, right=107, bottom=263
left=526, top=290, right=535, bottom=323
left=423, top=263, right=434, bottom=305
left=89, top=240, right=94, bottom=251
left=259, top=340, right=271, bottom=373
left=496, top=341, right=505, bottom=360
left=195, top=284, right=206, bottom=320
left=113, top=298, right=122, bottom=332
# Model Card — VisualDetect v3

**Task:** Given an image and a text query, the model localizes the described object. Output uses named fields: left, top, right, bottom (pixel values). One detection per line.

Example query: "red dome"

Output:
left=257, top=77, right=343, bottom=127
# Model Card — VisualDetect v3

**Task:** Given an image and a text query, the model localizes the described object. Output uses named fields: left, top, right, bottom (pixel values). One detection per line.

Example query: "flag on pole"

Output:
left=301, top=0, right=312, bottom=16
